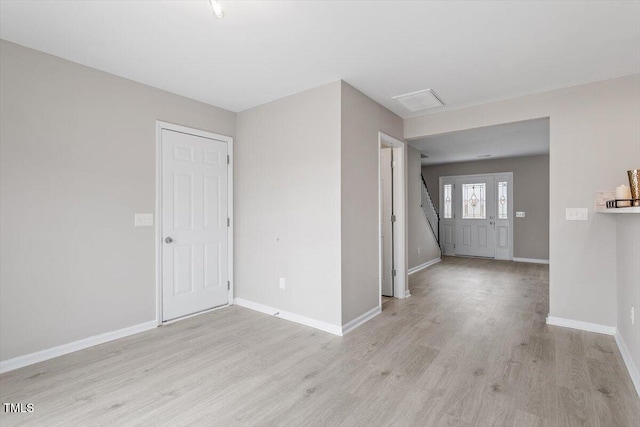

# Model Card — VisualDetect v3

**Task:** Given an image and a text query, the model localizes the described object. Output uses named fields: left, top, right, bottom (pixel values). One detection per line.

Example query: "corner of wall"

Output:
left=339, top=83, right=403, bottom=326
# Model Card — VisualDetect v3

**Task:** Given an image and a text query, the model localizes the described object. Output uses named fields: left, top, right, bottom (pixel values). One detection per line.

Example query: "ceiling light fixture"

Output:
left=209, top=0, right=225, bottom=19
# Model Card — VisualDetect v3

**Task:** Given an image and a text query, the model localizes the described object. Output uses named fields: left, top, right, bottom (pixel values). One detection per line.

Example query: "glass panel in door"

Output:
left=455, top=176, right=496, bottom=258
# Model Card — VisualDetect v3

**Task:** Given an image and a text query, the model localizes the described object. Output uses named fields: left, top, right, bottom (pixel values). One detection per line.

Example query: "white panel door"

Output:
left=162, top=129, right=228, bottom=321
left=455, top=175, right=496, bottom=258
left=380, top=147, right=393, bottom=297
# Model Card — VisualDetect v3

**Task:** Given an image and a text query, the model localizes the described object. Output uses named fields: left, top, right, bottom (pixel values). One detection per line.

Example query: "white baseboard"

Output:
left=546, top=316, right=616, bottom=335
left=513, top=257, right=549, bottom=265
left=408, top=257, right=441, bottom=275
left=546, top=316, right=639, bottom=398
left=399, top=289, right=411, bottom=299
left=0, top=320, right=157, bottom=374
left=342, top=306, right=381, bottom=335
left=614, top=331, right=640, bottom=398
left=234, top=298, right=342, bottom=336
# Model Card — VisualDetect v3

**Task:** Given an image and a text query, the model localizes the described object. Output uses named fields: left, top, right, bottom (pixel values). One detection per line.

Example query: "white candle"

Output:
left=616, top=185, right=632, bottom=207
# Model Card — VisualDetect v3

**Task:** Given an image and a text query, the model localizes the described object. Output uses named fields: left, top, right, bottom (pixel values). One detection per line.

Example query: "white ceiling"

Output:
left=0, top=1, right=638, bottom=118
left=409, top=118, right=550, bottom=165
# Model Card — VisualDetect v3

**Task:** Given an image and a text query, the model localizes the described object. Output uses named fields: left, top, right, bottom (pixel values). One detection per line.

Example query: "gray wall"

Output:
left=407, top=146, right=441, bottom=268
left=340, top=82, right=404, bottom=324
left=421, top=154, right=550, bottom=260
left=235, top=82, right=343, bottom=327
left=0, top=41, right=236, bottom=361
left=236, top=81, right=406, bottom=328
left=616, top=215, right=640, bottom=382
left=405, top=74, right=640, bottom=328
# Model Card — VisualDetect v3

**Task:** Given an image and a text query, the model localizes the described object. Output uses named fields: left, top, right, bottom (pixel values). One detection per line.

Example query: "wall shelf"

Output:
left=595, top=206, right=640, bottom=214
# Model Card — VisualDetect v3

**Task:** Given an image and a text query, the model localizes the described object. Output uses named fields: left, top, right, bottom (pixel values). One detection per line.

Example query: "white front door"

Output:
left=380, top=147, right=394, bottom=297
left=162, top=129, right=229, bottom=321
left=454, top=175, right=496, bottom=258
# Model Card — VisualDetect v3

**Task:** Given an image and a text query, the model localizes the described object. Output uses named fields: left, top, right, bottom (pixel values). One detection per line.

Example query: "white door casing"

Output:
left=160, top=127, right=230, bottom=321
left=378, top=132, right=407, bottom=301
left=455, top=175, right=496, bottom=258
left=380, top=147, right=393, bottom=297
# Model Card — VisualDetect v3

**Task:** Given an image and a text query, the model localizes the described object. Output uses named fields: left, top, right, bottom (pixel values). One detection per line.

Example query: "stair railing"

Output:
left=420, top=175, right=440, bottom=244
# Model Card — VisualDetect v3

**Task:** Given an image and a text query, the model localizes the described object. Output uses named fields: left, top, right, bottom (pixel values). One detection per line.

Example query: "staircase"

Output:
left=421, top=175, right=440, bottom=244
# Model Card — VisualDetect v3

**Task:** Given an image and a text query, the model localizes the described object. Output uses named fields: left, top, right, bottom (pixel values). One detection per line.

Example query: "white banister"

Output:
left=421, top=177, right=439, bottom=244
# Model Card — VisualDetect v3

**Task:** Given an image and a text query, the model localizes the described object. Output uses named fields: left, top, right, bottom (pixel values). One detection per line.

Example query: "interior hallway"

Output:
left=1, top=257, right=638, bottom=426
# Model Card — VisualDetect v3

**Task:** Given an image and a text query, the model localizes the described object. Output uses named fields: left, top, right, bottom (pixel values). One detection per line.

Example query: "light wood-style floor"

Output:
left=1, top=257, right=639, bottom=426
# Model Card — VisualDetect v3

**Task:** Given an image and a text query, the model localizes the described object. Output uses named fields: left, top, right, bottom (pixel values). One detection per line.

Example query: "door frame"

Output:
left=439, top=172, right=513, bottom=260
left=379, top=146, right=394, bottom=297
left=155, top=121, right=234, bottom=325
left=378, top=132, right=408, bottom=303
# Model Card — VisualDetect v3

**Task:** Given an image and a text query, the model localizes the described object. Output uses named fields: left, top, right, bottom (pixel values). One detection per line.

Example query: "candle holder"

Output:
left=629, top=169, right=640, bottom=207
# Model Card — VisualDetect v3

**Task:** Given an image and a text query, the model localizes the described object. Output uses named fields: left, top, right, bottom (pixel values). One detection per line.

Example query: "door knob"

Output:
left=489, top=221, right=494, bottom=225
left=165, top=237, right=173, bottom=243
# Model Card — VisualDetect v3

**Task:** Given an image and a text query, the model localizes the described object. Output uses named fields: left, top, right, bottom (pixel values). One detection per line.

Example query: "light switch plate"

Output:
left=134, top=213, right=154, bottom=227
left=516, top=211, right=525, bottom=218
left=565, top=208, right=588, bottom=221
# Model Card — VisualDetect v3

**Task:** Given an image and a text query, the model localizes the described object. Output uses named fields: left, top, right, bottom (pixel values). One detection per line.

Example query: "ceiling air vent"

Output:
left=392, top=89, right=444, bottom=113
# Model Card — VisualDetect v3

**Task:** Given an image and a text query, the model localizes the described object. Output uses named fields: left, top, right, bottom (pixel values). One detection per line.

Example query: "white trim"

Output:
left=155, top=121, right=234, bottom=325
left=0, top=321, right=157, bottom=374
left=234, top=298, right=342, bottom=336
left=513, top=257, right=550, bottom=265
left=227, top=137, right=234, bottom=305
left=595, top=206, right=640, bottom=214
left=155, top=123, right=163, bottom=325
left=408, top=257, right=441, bottom=275
left=342, top=306, right=382, bottom=335
left=378, top=132, right=408, bottom=301
left=546, top=316, right=616, bottom=335
left=399, top=289, right=411, bottom=299
left=614, top=331, right=640, bottom=398
left=546, top=317, right=640, bottom=397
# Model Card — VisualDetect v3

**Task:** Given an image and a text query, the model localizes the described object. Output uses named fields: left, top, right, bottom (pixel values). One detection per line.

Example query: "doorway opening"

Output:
left=410, top=117, right=550, bottom=265
left=380, top=145, right=394, bottom=297
left=378, top=132, right=408, bottom=304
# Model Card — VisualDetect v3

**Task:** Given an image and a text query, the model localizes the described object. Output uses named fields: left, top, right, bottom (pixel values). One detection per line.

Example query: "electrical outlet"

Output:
left=417, top=247, right=421, bottom=255
left=134, top=213, right=154, bottom=227
left=631, top=305, right=635, bottom=325
left=279, top=277, right=286, bottom=290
